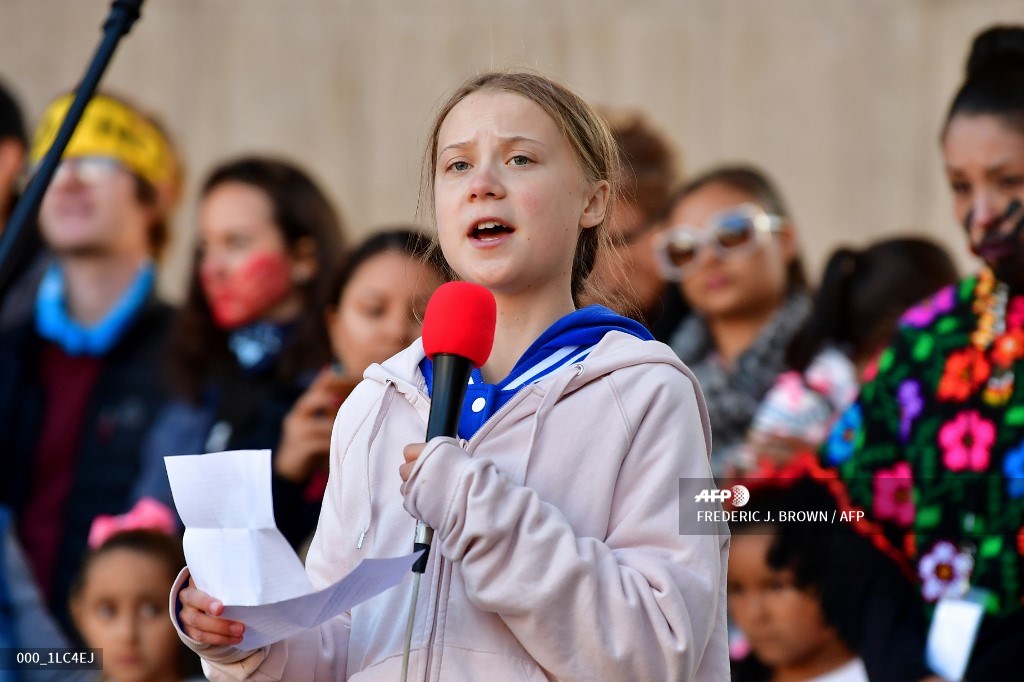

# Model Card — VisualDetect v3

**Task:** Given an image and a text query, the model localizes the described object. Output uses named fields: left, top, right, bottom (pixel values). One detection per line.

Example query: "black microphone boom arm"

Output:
left=0, top=0, right=146, bottom=301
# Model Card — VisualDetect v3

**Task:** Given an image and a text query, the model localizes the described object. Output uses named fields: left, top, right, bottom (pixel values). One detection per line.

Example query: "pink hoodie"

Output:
left=172, top=331, right=730, bottom=680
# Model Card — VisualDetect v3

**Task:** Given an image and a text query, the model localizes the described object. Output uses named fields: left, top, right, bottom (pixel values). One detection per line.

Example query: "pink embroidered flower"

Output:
left=860, top=355, right=880, bottom=383
left=901, top=286, right=955, bottom=328
left=918, top=541, right=973, bottom=602
left=1008, top=295, right=1024, bottom=330
left=939, top=410, right=995, bottom=472
left=873, top=462, right=915, bottom=527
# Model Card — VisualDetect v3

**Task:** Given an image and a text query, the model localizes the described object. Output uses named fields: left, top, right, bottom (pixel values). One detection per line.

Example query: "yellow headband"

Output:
left=30, top=93, right=175, bottom=189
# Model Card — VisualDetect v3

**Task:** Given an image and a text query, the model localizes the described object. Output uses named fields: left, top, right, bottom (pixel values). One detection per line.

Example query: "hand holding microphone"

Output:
left=400, top=281, right=496, bottom=574
left=398, top=281, right=494, bottom=681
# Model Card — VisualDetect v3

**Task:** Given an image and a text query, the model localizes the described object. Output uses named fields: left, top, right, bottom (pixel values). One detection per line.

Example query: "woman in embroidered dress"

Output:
left=662, top=165, right=810, bottom=476
left=133, top=156, right=345, bottom=547
left=822, top=25, right=1024, bottom=679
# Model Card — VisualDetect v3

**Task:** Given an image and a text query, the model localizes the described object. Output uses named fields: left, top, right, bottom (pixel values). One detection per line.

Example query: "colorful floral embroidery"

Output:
left=982, top=373, right=1015, bottom=407
left=939, top=411, right=995, bottom=472
left=873, top=462, right=915, bottom=527
left=904, top=531, right=916, bottom=559
left=826, top=404, right=861, bottom=465
left=1005, top=443, right=1024, bottom=499
left=823, top=271, right=1024, bottom=619
left=936, top=348, right=990, bottom=401
left=860, top=354, right=880, bottom=383
left=897, top=380, right=922, bottom=443
left=901, top=286, right=956, bottom=328
left=992, top=329, right=1024, bottom=368
left=1007, top=296, right=1024, bottom=330
left=918, top=541, right=973, bottom=602
left=969, top=268, right=1001, bottom=350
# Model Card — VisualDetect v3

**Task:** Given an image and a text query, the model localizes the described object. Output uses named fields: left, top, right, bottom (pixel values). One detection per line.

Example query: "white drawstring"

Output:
left=359, top=381, right=397, bottom=549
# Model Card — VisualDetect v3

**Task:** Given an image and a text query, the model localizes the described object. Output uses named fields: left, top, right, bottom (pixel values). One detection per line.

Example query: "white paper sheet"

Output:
left=165, top=450, right=420, bottom=651
left=221, top=553, right=419, bottom=650
left=926, top=596, right=984, bottom=681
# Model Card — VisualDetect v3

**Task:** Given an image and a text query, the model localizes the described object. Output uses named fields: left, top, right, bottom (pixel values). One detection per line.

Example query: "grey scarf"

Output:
left=670, top=292, right=810, bottom=477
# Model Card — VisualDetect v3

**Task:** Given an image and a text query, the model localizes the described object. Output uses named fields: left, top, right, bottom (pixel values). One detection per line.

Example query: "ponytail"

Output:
left=785, top=237, right=959, bottom=374
left=785, top=247, right=858, bottom=373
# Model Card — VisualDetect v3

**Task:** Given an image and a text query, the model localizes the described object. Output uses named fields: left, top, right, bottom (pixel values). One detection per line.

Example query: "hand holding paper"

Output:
left=165, top=450, right=419, bottom=651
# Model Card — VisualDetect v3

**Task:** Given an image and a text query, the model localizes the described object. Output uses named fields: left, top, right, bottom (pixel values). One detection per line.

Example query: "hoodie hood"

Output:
left=420, top=305, right=654, bottom=439
left=355, top=326, right=710, bottom=548
left=498, top=304, right=654, bottom=382
left=363, top=324, right=701, bottom=424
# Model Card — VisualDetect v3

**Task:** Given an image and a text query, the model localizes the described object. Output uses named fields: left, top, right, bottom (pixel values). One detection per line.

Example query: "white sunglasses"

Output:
left=653, top=203, right=784, bottom=281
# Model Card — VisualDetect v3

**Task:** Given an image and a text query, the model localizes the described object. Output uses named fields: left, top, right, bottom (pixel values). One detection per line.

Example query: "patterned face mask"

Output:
left=966, top=199, right=1024, bottom=284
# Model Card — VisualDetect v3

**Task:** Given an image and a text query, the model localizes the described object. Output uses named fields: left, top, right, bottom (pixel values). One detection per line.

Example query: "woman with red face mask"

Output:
left=132, top=156, right=345, bottom=547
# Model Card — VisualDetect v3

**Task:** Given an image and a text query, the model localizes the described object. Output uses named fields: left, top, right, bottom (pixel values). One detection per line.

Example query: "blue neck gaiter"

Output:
left=35, top=261, right=155, bottom=356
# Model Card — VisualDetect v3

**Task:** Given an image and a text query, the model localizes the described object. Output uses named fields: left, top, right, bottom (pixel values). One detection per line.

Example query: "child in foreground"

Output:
left=174, top=70, right=728, bottom=680
left=72, top=500, right=203, bottom=681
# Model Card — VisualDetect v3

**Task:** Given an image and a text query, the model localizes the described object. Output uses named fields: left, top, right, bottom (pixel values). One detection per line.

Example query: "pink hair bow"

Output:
left=87, top=497, right=177, bottom=549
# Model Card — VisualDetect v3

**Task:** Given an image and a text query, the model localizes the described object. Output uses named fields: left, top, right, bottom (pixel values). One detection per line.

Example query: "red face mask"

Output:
left=201, top=251, right=295, bottom=329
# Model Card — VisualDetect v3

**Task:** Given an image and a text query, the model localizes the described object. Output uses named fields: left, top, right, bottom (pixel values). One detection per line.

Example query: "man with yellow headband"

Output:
left=0, top=91, right=182, bottom=637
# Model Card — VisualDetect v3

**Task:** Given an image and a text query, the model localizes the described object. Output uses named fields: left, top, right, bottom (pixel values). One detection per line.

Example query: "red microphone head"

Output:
left=422, top=282, right=496, bottom=367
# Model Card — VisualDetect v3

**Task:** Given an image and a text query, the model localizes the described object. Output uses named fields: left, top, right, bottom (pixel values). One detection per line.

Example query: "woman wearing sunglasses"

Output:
left=662, top=165, right=809, bottom=477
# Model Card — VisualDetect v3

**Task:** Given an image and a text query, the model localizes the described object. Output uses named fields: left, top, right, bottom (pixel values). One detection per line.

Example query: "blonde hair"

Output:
left=419, top=70, right=620, bottom=306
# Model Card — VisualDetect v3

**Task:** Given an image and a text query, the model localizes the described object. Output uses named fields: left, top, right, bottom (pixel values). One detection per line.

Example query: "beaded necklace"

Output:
left=971, top=268, right=1024, bottom=406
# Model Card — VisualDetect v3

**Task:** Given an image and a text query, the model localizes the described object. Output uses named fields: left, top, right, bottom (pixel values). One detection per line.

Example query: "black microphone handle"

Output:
left=425, top=354, right=474, bottom=441
left=412, top=353, right=474, bottom=573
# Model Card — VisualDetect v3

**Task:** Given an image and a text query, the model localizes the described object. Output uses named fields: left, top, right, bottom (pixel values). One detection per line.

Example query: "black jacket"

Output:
left=0, top=296, right=173, bottom=635
left=136, top=356, right=320, bottom=548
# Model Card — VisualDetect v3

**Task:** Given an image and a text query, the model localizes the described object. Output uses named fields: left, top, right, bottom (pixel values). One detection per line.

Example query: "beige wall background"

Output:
left=2, top=0, right=1023, bottom=301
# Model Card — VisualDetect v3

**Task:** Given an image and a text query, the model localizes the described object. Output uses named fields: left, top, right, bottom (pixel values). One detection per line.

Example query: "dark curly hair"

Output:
left=167, top=156, right=346, bottom=402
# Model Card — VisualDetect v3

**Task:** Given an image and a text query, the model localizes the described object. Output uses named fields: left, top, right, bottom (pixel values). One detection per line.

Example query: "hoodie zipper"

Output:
left=418, top=384, right=531, bottom=682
